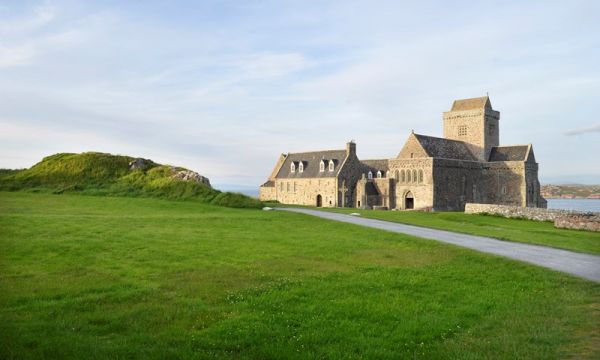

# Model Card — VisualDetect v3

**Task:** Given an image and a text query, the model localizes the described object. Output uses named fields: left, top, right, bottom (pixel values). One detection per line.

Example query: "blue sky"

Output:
left=1, top=0, right=599, bottom=188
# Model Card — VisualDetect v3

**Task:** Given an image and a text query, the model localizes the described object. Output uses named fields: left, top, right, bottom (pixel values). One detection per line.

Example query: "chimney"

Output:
left=346, top=141, right=356, bottom=157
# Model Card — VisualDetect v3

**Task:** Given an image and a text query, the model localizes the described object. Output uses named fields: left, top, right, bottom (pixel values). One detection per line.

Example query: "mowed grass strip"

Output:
left=323, top=207, right=600, bottom=255
left=0, top=192, right=599, bottom=359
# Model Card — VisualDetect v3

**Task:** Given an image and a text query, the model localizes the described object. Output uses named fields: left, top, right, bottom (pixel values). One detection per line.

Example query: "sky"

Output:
left=1, top=0, right=599, bottom=189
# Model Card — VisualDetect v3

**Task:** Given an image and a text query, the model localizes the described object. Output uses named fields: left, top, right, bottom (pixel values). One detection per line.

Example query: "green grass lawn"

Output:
left=1, top=192, right=599, bottom=359
left=321, top=207, right=600, bottom=255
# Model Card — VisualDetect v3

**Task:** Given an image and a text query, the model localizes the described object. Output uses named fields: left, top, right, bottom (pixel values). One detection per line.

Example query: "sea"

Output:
left=546, top=199, right=600, bottom=212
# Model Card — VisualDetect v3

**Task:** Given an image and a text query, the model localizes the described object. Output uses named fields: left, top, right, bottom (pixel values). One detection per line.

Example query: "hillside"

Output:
left=0, top=152, right=262, bottom=208
left=541, top=184, right=600, bottom=199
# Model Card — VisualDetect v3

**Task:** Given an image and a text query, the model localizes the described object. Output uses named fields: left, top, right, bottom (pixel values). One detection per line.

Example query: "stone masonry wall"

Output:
left=466, top=203, right=600, bottom=232
left=275, top=178, right=337, bottom=207
left=259, top=185, right=276, bottom=201
left=464, top=203, right=575, bottom=221
left=555, top=214, right=600, bottom=232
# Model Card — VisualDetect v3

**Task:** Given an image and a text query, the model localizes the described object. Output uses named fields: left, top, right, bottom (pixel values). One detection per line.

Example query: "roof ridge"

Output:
left=414, top=133, right=469, bottom=144
left=287, top=148, right=345, bottom=155
left=491, top=144, right=529, bottom=148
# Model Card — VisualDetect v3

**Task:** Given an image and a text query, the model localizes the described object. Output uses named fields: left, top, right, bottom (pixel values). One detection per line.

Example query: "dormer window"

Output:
left=298, top=162, right=304, bottom=173
left=377, top=171, right=382, bottom=178
left=290, top=162, right=296, bottom=173
left=329, top=160, right=335, bottom=171
left=319, top=160, right=325, bottom=172
left=368, top=171, right=373, bottom=180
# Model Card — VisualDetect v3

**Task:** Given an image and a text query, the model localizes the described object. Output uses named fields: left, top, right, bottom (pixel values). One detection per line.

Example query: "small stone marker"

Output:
left=262, top=207, right=273, bottom=211
left=349, top=213, right=361, bottom=216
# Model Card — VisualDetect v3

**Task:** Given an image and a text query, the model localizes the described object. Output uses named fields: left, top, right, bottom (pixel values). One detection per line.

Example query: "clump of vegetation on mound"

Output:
left=0, top=152, right=262, bottom=209
left=0, top=169, right=24, bottom=179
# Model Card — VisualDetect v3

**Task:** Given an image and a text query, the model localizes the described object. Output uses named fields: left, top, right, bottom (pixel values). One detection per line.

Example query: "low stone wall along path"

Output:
left=279, top=208, right=600, bottom=283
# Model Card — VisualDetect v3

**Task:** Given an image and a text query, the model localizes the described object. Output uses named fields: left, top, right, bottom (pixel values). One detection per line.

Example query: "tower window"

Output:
left=319, top=160, right=325, bottom=172
left=290, top=162, right=295, bottom=173
left=458, top=125, right=468, bottom=136
left=329, top=160, right=335, bottom=171
left=299, top=162, right=304, bottom=173
left=377, top=171, right=382, bottom=178
left=488, top=124, right=495, bottom=136
left=368, top=171, right=373, bottom=180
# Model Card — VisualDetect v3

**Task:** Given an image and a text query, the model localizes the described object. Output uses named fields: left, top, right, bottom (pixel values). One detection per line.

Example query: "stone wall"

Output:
left=465, top=203, right=600, bottom=232
left=555, top=214, right=600, bottom=232
left=259, top=184, right=276, bottom=201
left=464, top=203, right=573, bottom=221
left=275, top=178, right=337, bottom=207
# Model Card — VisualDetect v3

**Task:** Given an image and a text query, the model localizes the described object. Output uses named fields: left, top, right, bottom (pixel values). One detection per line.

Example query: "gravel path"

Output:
left=279, top=208, right=600, bottom=283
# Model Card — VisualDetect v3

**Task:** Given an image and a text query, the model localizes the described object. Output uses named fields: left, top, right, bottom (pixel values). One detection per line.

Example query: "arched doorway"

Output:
left=316, top=194, right=322, bottom=207
left=405, top=191, right=414, bottom=209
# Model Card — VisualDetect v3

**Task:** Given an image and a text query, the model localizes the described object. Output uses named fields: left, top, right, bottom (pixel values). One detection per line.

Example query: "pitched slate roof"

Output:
left=261, top=180, right=274, bottom=187
left=413, top=134, right=477, bottom=161
left=365, top=182, right=380, bottom=196
left=450, top=96, right=491, bottom=111
left=275, top=149, right=347, bottom=178
left=488, top=146, right=530, bottom=161
left=361, top=159, right=389, bottom=172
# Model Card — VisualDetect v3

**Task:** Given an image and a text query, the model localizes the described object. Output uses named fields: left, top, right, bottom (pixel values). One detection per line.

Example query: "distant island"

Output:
left=541, top=184, right=600, bottom=199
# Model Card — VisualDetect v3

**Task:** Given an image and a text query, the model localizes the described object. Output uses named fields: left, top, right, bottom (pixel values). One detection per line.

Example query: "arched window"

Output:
left=368, top=171, right=373, bottom=180
left=290, top=162, right=296, bottom=173
left=293, top=182, right=296, bottom=192
left=412, top=170, right=417, bottom=183
left=376, top=171, right=382, bottom=178
left=286, top=182, right=290, bottom=192
left=319, top=160, right=325, bottom=172
left=395, top=170, right=399, bottom=180
left=418, top=170, right=423, bottom=183
left=407, top=170, right=411, bottom=182
left=299, top=162, right=304, bottom=173
left=329, top=160, right=335, bottom=171
left=401, top=170, right=405, bottom=182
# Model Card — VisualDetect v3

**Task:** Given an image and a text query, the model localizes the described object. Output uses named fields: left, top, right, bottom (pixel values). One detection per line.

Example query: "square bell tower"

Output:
left=443, top=96, right=500, bottom=161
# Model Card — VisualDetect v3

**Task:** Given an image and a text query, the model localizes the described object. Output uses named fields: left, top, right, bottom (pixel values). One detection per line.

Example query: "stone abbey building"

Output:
left=259, top=96, right=547, bottom=210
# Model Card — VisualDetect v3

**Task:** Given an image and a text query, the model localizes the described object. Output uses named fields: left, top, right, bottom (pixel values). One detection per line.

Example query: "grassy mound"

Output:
left=0, top=152, right=262, bottom=208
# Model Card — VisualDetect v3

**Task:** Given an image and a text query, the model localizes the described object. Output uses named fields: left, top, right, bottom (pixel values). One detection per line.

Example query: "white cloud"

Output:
left=564, top=124, right=600, bottom=136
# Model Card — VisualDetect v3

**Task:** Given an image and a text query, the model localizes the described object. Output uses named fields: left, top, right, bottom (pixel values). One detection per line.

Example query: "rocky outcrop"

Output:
left=129, top=158, right=154, bottom=171
left=171, top=169, right=211, bottom=187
